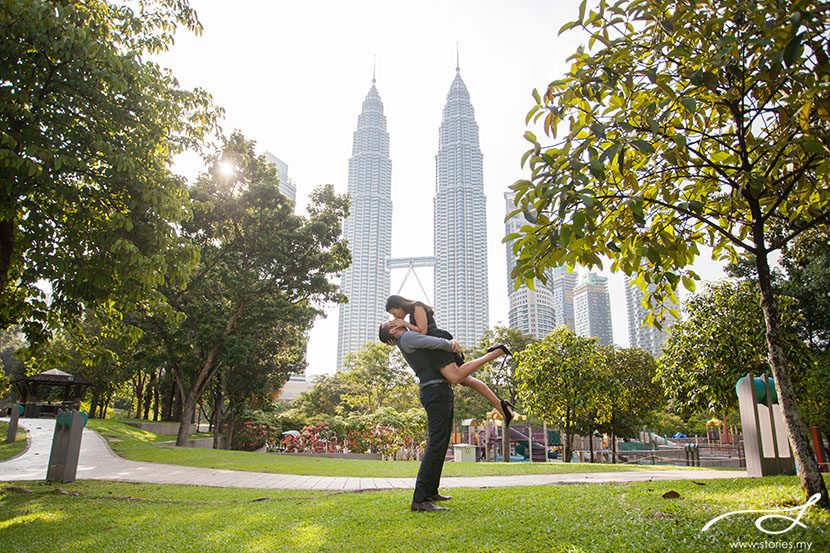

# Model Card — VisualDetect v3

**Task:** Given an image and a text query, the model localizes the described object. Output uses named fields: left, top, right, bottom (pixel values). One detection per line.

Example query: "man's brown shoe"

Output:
left=410, top=500, right=449, bottom=512
left=429, top=493, right=452, bottom=501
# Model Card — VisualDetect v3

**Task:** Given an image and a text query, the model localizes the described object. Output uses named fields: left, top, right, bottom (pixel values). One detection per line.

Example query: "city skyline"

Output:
left=157, top=1, right=726, bottom=375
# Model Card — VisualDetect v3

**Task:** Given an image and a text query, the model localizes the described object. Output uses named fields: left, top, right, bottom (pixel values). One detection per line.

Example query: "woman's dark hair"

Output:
left=385, top=295, right=434, bottom=316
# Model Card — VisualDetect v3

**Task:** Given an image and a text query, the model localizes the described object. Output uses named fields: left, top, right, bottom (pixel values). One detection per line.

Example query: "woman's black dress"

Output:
left=407, top=307, right=465, bottom=368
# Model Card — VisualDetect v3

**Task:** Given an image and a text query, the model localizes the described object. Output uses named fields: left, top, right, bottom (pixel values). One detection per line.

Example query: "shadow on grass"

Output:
left=1, top=477, right=828, bottom=553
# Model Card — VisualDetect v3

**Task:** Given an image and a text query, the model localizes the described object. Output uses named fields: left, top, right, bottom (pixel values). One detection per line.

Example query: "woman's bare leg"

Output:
left=438, top=349, right=504, bottom=385
left=460, top=376, right=504, bottom=415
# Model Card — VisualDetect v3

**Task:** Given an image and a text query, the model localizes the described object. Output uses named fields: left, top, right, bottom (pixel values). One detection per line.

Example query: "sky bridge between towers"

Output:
left=386, top=256, right=435, bottom=305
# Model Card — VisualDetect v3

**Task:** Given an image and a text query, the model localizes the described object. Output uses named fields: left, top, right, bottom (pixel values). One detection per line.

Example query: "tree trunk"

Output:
left=212, top=376, right=224, bottom=449
left=172, top=385, right=183, bottom=422
left=755, top=243, right=829, bottom=507
left=564, top=405, right=573, bottom=462
left=133, top=372, right=145, bottom=419
left=89, top=392, right=100, bottom=419
left=611, top=428, right=617, bottom=464
left=0, top=218, right=14, bottom=292
left=153, top=371, right=160, bottom=421
left=589, top=431, right=595, bottom=463
left=175, top=306, right=244, bottom=446
left=163, top=377, right=174, bottom=420
left=143, top=371, right=155, bottom=420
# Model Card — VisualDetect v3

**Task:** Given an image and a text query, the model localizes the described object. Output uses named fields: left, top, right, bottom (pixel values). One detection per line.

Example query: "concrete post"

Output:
left=46, top=409, right=86, bottom=483
left=6, top=404, right=21, bottom=442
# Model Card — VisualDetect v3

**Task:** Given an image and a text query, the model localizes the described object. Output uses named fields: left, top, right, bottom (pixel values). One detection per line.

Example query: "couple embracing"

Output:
left=378, top=295, right=513, bottom=512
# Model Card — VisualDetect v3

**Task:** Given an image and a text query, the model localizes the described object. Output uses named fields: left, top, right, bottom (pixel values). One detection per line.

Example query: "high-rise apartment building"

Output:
left=625, top=275, right=676, bottom=357
left=573, top=272, right=613, bottom=345
left=504, top=192, right=555, bottom=339
left=336, top=77, right=393, bottom=369
left=433, top=63, right=488, bottom=347
left=263, top=151, right=297, bottom=203
left=550, top=265, right=578, bottom=331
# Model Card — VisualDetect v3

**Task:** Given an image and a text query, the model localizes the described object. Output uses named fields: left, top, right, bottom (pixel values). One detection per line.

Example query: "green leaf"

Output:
left=589, top=123, right=605, bottom=139
left=783, top=33, right=802, bottom=67
left=680, top=97, right=696, bottom=114
left=631, top=140, right=654, bottom=155
left=589, top=159, right=605, bottom=181
left=701, top=71, right=719, bottom=92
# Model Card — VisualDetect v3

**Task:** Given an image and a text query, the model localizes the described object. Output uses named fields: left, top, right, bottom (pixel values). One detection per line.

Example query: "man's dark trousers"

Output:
left=413, top=383, right=454, bottom=503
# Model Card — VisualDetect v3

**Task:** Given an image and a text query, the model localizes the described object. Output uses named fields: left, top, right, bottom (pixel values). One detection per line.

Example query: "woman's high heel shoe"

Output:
left=500, top=399, right=515, bottom=426
left=487, top=344, right=513, bottom=357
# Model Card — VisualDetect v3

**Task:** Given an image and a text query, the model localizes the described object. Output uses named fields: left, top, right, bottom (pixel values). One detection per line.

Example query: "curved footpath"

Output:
left=0, top=418, right=747, bottom=491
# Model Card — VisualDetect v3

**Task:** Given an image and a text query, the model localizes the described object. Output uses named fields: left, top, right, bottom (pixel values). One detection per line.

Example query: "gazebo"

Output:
left=14, top=369, right=91, bottom=418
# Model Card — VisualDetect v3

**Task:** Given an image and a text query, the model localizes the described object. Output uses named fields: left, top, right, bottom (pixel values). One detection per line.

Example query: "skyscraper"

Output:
left=573, top=272, right=613, bottom=345
left=625, top=275, right=676, bottom=357
left=433, top=61, right=489, bottom=348
left=263, top=151, right=297, bottom=203
left=504, top=192, right=555, bottom=339
left=336, top=76, right=393, bottom=370
left=550, top=265, right=578, bottom=331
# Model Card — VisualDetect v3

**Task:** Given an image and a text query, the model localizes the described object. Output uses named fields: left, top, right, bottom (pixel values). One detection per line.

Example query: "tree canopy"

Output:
left=1, top=0, right=220, bottom=338
left=515, top=326, right=606, bottom=462
left=146, top=132, right=350, bottom=445
left=510, top=0, right=829, bottom=506
left=340, top=342, right=418, bottom=415
left=658, top=280, right=812, bottom=415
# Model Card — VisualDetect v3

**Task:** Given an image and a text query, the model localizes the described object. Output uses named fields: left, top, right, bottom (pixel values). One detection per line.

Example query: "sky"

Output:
left=158, top=0, right=726, bottom=376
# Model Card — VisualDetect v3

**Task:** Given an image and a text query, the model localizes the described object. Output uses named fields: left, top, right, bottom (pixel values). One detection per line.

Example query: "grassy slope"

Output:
left=0, top=421, right=27, bottom=461
left=1, top=477, right=828, bottom=552
left=88, top=418, right=692, bottom=478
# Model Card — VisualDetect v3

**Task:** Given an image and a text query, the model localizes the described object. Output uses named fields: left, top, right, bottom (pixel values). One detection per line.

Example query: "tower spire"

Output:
left=372, top=55, right=376, bottom=84
left=456, top=42, right=460, bottom=72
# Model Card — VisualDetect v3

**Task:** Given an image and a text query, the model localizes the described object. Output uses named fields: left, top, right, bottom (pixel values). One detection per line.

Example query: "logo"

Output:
left=702, top=494, right=822, bottom=535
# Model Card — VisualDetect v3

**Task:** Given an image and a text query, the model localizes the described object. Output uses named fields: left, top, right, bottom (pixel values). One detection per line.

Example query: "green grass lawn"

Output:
left=88, top=418, right=697, bottom=478
left=2, top=476, right=828, bottom=552
left=0, top=421, right=27, bottom=461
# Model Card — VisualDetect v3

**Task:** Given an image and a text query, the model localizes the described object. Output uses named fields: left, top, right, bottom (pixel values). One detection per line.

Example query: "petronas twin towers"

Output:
left=336, top=64, right=488, bottom=369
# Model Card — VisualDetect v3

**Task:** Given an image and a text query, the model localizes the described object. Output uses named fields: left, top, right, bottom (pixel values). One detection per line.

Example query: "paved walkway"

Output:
left=0, top=418, right=748, bottom=491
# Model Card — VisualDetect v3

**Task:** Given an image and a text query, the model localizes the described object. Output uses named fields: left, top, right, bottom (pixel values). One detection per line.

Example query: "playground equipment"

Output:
left=736, top=373, right=794, bottom=477
left=47, top=408, right=88, bottom=483
left=6, top=404, right=22, bottom=442
left=812, top=427, right=830, bottom=472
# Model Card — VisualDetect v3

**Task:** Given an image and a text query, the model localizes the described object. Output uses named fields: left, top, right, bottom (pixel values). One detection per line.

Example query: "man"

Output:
left=378, top=320, right=510, bottom=512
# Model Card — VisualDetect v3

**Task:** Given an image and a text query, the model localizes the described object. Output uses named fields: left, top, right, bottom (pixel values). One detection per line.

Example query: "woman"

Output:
left=385, top=294, right=515, bottom=425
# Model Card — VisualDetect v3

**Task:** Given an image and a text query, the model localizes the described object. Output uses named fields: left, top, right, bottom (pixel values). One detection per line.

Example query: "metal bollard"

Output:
left=46, top=409, right=87, bottom=483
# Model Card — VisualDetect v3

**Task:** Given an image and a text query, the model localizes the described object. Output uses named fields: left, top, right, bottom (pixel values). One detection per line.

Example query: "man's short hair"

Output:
left=378, top=321, right=396, bottom=344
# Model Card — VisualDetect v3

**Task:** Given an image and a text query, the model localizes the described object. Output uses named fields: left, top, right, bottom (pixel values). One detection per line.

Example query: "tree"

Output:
left=147, top=132, right=350, bottom=446
left=598, top=346, right=663, bottom=463
left=780, top=226, right=830, bottom=352
left=510, top=0, right=829, bottom=505
left=21, top=310, right=135, bottom=417
left=453, top=326, right=536, bottom=421
left=340, top=342, right=418, bottom=415
left=0, top=0, right=220, bottom=339
left=514, top=326, right=606, bottom=462
left=291, top=374, right=347, bottom=419
left=658, top=280, right=812, bottom=417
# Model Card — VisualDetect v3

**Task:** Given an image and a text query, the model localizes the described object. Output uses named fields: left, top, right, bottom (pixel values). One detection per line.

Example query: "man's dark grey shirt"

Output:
left=396, top=331, right=453, bottom=385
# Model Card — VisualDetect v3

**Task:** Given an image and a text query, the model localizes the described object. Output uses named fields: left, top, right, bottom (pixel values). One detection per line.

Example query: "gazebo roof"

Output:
left=16, top=369, right=90, bottom=385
